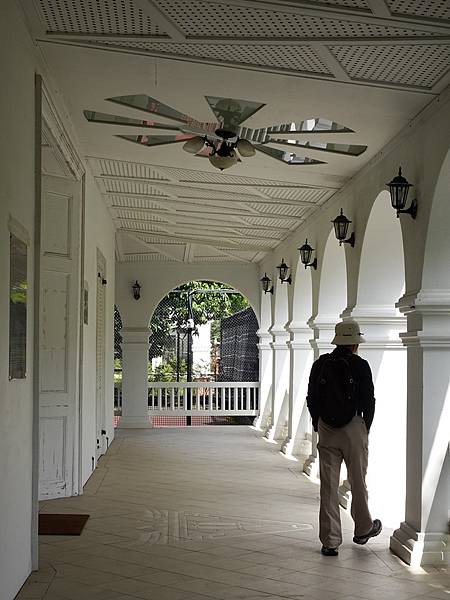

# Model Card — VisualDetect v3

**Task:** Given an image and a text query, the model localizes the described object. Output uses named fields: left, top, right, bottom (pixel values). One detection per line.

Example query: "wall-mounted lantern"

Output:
left=386, top=167, right=417, bottom=219
left=132, top=280, right=141, bottom=300
left=277, top=259, right=292, bottom=285
left=332, top=208, right=355, bottom=247
left=298, top=239, right=318, bottom=270
left=260, top=273, right=274, bottom=294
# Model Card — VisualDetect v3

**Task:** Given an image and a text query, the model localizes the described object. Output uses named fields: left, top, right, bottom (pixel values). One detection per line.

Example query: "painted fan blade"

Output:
left=117, top=134, right=194, bottom=147
left=269, top=139, right=367, bottom=156
left=84, top=110, right=180, bottom=132
left=107, top=94, right=192, bottom=124
left=254, top=144, right=325, bottom=165
left=205, top=97, right=265, bottom=130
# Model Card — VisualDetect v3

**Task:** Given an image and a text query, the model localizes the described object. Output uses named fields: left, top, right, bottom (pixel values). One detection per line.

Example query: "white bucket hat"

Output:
left=332, top=321, right=366, bottom=345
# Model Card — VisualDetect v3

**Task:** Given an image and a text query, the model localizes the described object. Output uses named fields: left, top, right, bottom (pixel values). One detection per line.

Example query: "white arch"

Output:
left=292, top=261, right=313, bottom=326
left=148, top=278, right=259, bottom=325
left=422, top=149, right=450, bottom=290
left=357, top=190, right=404, bottom=311
left=318, top=229, right=347, bottom=323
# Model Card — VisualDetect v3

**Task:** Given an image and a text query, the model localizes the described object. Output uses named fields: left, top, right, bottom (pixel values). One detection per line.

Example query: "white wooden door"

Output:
left=95, top=250, right=106, bottom=459
left=39, top=175, right=82, bottom=499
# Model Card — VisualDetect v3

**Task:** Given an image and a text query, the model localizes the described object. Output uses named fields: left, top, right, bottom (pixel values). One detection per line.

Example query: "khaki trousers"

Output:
left=317, top=415, right=373, bottom=548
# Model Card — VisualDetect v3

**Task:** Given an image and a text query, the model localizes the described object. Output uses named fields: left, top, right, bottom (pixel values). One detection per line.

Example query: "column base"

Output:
left=118, top=416, right=153, bottom=429
left=282, top=436, right=311, bottom=458
left=339, top=479, right=352, bottom=510
left=303, top=453, right=319, bottom=478
left=390, top=522, right=450, bottom=567
left=265, top=422, right=287, bottom=443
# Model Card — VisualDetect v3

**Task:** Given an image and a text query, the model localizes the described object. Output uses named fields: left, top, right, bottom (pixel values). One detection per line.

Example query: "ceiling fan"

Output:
left=84, top=94, right=367, bottom=171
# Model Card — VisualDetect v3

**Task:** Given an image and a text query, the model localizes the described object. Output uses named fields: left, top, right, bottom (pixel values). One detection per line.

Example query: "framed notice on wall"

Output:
left=9, top=233, right=28, bottom=380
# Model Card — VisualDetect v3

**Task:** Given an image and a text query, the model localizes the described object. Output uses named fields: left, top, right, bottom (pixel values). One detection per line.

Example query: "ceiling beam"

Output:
left=131, top=0, right=186, bottom=42
left=121, top=227, right=276, bottom=249
left=109, top=202, right=305, bottom=222
left=365, top=0, right=392, bottom=18
left=314, top=45, right=351, bottom=81
left=42, top=32, right=450, bottom=46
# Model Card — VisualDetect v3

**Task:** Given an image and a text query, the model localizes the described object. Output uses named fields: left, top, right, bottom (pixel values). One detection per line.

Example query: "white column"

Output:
left=282, top=324, right=314, bottom=458
left=265, top=328, right=290, bottom=442
left=254, top=331, right=273, bottom=431
left=119, top=328, right=152, bottom=428
left=390, top=295, right=450, bottom=566
left=337, top=311, right=407, bottom=524
left=303, top=317, right=334, bottom=476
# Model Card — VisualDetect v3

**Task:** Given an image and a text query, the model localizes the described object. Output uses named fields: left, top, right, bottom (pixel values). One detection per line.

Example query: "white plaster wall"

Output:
left=81, top=170, right=116, bottom=485
left=0, top=2, right=38, bottom=597
left=115, top=262, right=260, bottom=328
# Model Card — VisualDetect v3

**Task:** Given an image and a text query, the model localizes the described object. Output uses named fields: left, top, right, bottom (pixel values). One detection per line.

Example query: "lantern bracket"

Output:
left=397, top=197, right=418, bottom=219
left=341, top=231, right=355, bottom=247
left=280, top=275, right=292, bottom=285
left=304, top=258, right=317, bottom=270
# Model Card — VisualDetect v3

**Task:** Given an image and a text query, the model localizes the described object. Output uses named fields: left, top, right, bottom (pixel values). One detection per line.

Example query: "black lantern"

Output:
left=332, top=208, right=355, bottom=247
left=298, top=239, right=317, bottom=270
left=387, top=167, right=417, bottom=219
left=260, top=273, right=274, bottom=294
left=132, top=280, right=141, bottom=300
left=277, top=259, right=292, bottom=285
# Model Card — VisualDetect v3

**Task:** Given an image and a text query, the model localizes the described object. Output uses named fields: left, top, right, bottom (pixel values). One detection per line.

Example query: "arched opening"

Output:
left=355, top=190, right=406, bottom=527
left=141, top=280, right=259, bottom=427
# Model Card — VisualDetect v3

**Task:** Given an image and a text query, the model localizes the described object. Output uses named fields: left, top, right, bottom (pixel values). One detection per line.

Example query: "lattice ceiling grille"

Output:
left=39, top=0, right=165, bottom=35
left=330, top=44, right=450, bottom=88
left=98, top=159, right=169, bottom=181
left=314, top=0, right=370, bottom=7
left=386, top=0, right=450, bottom=20
left=103, top=179, right=170, bottom=195
left=106, top=196, right=171, bottom=210
left=155, top=1, right=428, bottom=37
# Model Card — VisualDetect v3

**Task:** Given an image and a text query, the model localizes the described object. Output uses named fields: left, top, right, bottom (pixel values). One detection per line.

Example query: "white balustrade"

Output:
left=147, top=382, right=259, bottom=416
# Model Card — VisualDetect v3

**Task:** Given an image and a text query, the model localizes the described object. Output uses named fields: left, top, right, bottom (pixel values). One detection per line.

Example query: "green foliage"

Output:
left=148, top=280, right=249, bottom=361
left=148, top=357, right=188, bottom=382
left=10, top=281, right=27, bottom=305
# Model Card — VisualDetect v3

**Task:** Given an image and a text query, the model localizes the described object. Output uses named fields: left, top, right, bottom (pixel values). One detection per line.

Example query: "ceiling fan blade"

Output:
left=254, top=144, right=325, bottom=165
left=107, top=94, right=192, bottom=124
left=269, top=139, right=367, bottom=156
left=205, top=96, right=265, bottom=130
left=83, top=110, right=181, bottom=132
left=117, top=134, right=194, bottom=148
left=262, top=118, right=354, bottom=135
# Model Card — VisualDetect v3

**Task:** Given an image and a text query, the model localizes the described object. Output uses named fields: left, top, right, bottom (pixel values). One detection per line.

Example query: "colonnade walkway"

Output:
left=18, top=427, right=449, bottom=600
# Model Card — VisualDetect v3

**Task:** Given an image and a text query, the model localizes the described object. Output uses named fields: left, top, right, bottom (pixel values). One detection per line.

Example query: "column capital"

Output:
left=257, top=330, right=273, bottom=349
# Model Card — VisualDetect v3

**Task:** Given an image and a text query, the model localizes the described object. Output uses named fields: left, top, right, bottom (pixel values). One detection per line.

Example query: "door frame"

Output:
left=32, top=75, right=85, bottom=569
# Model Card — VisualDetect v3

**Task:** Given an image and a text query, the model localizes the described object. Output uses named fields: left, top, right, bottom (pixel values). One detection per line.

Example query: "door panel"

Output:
left=39, top=175, right=81, bottom=500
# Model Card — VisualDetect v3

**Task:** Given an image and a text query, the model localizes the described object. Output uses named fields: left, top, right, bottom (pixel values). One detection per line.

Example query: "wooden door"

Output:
left=39, top=175, right=82, bottom=499
left=95, top=250, right=106, bottom=459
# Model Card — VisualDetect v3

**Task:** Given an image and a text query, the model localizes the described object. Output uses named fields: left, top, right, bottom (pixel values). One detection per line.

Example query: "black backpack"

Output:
left=315, top=354, right=357, bottom=428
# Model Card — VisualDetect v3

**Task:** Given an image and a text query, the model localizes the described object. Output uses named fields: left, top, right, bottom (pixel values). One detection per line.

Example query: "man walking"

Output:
left=307, top=321, right=381, bottom=556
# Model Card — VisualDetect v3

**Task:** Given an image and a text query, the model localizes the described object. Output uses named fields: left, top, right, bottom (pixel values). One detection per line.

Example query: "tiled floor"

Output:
left=17, top=426, right=449, bottom=599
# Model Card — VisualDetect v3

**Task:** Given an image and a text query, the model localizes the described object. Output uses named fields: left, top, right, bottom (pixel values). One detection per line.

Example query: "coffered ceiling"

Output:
left=21, top=0, right=450, bottom=264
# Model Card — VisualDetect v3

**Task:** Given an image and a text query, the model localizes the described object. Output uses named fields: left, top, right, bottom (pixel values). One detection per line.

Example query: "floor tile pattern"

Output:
left=17, top=426, right=449, bottom=599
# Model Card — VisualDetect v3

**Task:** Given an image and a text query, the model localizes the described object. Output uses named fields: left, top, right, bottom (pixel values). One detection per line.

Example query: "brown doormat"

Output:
left=38, top=513, right=90, bottom=535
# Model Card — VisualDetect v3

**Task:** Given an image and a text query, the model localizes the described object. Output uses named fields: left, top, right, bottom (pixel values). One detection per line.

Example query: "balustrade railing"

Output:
left=147, top=381, right=259, bottom=416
